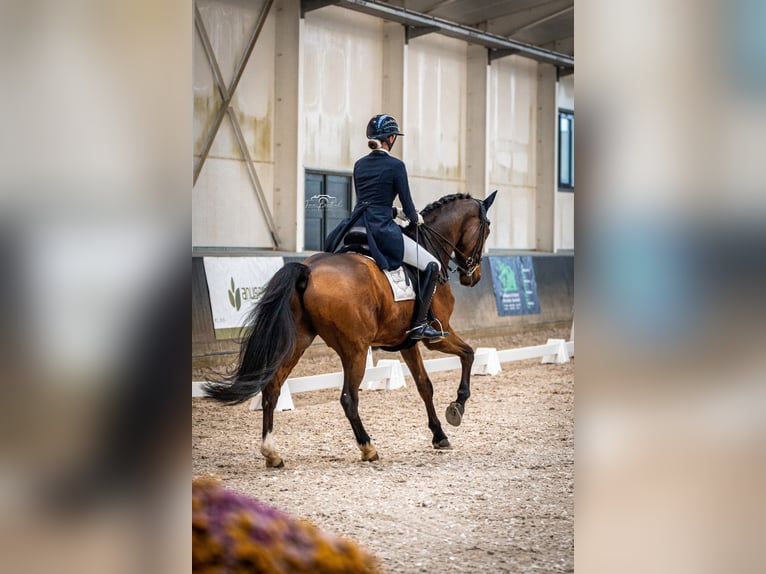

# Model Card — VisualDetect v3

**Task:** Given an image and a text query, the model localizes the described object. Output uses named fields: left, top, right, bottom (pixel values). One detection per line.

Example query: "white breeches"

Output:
left=402, top=234, right=440, bottom=271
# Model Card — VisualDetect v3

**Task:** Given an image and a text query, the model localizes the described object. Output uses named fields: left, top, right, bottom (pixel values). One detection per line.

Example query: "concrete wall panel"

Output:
left=192, top=20, right=220, bottom=158
left=512, top=187, right=537, bottom=248
left=193, top=0, right=277, bottom=248
left=194, top=0, right=275, bottom=162
left=558, top=74, right=574, bottom=110
left=405, top=34, right=467, bottom=207
left=407, top=177, right=465, bottom=211
left=193, top=158, right=275, bottom=247
left=303, top=7, right=383, bottom=170
left=556, top=191, right=574, bottom=250
left=488, top=56, right=539, bottom=249
left=487, top=184, right=535, bottom=250
left=235, top=11, right=276, bottom=164
left=489, top=56, right=537, bottom=189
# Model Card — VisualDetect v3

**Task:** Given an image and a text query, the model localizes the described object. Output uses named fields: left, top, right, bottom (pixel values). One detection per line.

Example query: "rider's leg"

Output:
left=402, top=235, right=440, bottom=271
left=401, top=236, right=448, bottom=340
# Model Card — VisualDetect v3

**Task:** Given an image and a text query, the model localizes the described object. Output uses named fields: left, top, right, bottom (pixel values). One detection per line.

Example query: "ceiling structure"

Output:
left=400, top=0, right=573, bottom=55
left=303, top=0, right=573, bottom=71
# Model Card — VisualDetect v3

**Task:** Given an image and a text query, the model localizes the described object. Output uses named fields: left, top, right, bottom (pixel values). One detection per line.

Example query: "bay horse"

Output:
left=204, top=191, right=497, bottom=467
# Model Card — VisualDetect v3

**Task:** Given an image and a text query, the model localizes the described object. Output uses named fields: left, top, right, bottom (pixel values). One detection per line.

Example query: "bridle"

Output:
left=417, top=199, right=489, bottom=282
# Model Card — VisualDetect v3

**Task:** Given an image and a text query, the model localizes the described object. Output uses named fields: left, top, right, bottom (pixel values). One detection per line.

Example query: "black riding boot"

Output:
left=408, top=262, right=449, bottom=340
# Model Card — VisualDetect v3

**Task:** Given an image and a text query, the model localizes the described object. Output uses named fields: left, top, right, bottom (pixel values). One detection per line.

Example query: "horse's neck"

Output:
left=425, top=211, right=468, bottom=270
left=430, top=213, right=464, bottom=246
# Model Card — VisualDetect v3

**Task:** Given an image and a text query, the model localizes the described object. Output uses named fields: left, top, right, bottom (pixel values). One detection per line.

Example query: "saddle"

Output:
left=337, top=226, right=439, bottom=351
left=340, top=226, right=370, bottom=254
left=339, top=227, right=418, bottom=286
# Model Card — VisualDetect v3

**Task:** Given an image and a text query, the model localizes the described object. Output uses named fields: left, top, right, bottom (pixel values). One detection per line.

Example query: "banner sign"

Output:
left=488, top=256, right=541, bottom=316
left=202, top=257, right=284, bottom=333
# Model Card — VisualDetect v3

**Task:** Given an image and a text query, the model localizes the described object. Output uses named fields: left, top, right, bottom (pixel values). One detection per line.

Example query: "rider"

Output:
left=326, top=114, right=447, bottom=341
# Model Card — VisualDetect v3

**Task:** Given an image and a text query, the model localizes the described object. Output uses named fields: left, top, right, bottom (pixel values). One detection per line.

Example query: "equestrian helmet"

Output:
left=366, top=114, right=404, bottom=140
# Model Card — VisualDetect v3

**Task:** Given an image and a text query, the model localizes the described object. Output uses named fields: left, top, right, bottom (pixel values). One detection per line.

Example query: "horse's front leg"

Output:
left=400, top=346, right=451, bottom=449
left=423, top=331, right=474, bottom=427
left=339, top=350, right=379, bottom=462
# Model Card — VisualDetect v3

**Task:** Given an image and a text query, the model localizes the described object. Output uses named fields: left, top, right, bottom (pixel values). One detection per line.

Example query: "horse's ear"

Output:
left=483, top=190, right=498, bottom=211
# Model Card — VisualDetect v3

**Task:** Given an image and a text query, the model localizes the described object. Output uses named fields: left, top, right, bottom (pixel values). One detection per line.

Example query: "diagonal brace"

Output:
left=194, top=0, right=282, bottom=250
left=193, top=0, right=274, bottom=184
left=226, top=107, right=282, bottom=250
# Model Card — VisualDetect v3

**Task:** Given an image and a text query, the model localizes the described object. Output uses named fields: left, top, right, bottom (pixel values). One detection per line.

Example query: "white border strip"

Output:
left=193, top=341, right=574, bottom=400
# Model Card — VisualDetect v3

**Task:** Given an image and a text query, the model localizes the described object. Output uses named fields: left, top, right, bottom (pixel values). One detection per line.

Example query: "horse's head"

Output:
left=454, top=191, right=496, bottom=286
left=421, top=191, right=497, bottom=287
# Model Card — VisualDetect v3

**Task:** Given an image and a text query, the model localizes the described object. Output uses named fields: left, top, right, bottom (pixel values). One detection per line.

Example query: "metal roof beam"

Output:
left=488, top=48, right=518, bottom=63
left=332, top=0, right=573, bottom=69
left=405, top=25, right=439, bottom=42
left=301, top=0, right=339, bottom=16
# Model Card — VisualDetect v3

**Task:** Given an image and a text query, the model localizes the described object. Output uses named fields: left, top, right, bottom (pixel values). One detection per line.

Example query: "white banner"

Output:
left=202, top=257, right=284, bottom=330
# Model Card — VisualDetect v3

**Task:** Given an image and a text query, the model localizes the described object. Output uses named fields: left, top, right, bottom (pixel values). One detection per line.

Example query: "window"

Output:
left=558, top=110, right=574, bottom=190
left=304, top=170, right=352, bottom=251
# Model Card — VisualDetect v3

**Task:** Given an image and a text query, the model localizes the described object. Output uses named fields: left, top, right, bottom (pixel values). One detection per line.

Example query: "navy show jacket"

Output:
left=325, top=150, right=418, bottom=270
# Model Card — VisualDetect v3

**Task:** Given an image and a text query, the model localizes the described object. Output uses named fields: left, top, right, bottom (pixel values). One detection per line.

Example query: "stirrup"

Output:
left=407, top=322, right=449, bottom=341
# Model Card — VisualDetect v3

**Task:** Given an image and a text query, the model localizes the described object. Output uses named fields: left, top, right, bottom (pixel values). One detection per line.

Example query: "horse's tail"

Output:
left=203, top=262, right=310, bottom=405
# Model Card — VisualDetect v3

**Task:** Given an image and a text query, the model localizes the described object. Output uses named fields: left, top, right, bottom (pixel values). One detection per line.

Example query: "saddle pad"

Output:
left=383, top=266, right=416, bottom=301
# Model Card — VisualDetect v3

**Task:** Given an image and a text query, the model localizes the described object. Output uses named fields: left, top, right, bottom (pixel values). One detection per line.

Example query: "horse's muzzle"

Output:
left=460, top=272, right=480, bottom=287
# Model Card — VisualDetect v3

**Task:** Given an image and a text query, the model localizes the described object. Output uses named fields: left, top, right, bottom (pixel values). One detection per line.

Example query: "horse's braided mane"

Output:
left=420, top=193, right=473, bottom=216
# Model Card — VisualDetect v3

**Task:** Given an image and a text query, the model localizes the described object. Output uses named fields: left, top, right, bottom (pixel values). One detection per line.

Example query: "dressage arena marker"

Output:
left=540, top=339, right=571, bottom=364
left=192, top=340, right=574, bottom=411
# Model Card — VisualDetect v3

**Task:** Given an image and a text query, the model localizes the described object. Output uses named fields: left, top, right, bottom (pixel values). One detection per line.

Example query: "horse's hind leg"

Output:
left=260, top=330, right=315, bottom=468
left=423, top=329, right=474, bottom=427
left=400, top=346, right=451, bottom=449
left=339, top=350, right=379, bottom=462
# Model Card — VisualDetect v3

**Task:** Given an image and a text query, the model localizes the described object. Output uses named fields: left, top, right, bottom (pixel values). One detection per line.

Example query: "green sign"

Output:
left=488, top=256, right=540, bottom=316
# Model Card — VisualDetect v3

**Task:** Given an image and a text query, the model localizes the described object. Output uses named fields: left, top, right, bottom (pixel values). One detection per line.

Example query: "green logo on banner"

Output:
left=228, top=277, right=242, bottom=311
left=496, top=261, right=517, bottom=292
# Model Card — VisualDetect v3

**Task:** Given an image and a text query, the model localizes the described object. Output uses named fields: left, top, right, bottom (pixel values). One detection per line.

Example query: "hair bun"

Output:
left=368, top=139, right=382, bottom=150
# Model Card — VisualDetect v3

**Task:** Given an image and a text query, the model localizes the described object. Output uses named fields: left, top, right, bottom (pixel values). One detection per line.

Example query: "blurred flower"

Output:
left=192, top=478, right=381, bottom=574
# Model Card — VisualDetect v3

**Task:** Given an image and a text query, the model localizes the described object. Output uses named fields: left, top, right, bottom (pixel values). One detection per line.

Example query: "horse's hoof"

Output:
left=433, top=438, right=452, bottom=449
left=445, top=402, right=464, bottom=427
left=359, top=443, right=379, bottom=462
left=265, top=458, right=284, bottom=468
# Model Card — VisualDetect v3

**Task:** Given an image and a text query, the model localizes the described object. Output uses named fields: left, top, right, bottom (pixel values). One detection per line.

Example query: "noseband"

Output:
left=418, top=199, right=489, bottom=281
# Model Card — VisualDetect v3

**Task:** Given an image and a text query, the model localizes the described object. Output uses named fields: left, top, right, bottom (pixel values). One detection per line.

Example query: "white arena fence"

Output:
left=192, top=338, right=574, bottom=412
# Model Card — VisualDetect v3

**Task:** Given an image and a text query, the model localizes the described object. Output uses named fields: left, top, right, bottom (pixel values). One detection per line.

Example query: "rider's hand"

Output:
left=393, top=206, right=410, bottom=228
left=417, top=213, right=424, bottom=226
